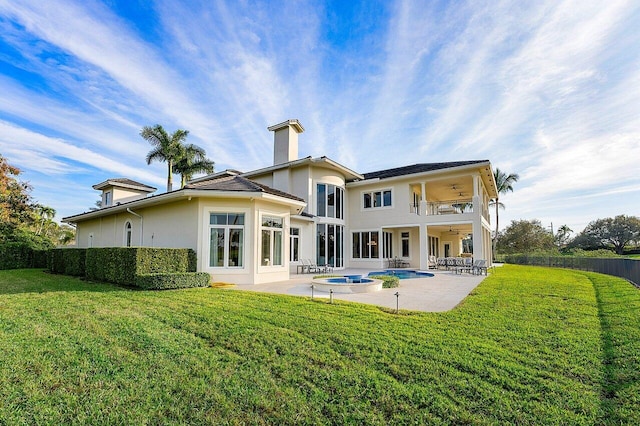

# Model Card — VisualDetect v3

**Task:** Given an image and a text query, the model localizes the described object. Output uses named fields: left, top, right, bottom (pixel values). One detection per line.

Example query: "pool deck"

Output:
left=229, top=268, right=490, bottom=312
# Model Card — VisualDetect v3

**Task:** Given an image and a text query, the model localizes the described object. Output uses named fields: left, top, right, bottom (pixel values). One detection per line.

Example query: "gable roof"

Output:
left=242, top=156, right=364, bottom=181
left=92, top=178, right=157, bottom=192
left=362, top=160, right=490, bottom=180
left=184, top=175, right=305, bottom=202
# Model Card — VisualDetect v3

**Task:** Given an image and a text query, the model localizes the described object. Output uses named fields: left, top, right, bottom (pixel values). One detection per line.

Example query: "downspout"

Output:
left=126, top=208, right=144, bottom=246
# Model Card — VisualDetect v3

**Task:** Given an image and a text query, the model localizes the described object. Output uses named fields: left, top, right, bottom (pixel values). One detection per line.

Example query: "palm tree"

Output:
left=490, top=168, right=519, bottom=257
left=141, top=125, right=189, bottom=192
left=34, top=204, right=56, bottom=235
left=172, top=143, right=215, bottom=188
left=555, top=224, right=573, bottom=248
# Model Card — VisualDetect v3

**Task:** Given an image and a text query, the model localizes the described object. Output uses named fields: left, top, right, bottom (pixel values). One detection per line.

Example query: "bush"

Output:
left=32, top=250, right=49, bottom=268
left=369, top=275, right=400, bottom=288
left=134, top=272, right=211, bottom=290
left=49, top=248, right=65, bottom=274
left=0, top=243, right=34, bottom=269
left=85, top=247, right=198, bottom=286
left=47, top=248, right=86, bottom=276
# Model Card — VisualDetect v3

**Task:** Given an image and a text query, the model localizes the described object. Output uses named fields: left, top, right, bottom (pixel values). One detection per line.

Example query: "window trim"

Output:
left=207, top=211, right=246, bottom=269
left=317, top=183, right=345, bottom=219
left=362, top=188, right=393, bottom=210
left=290, top=227, right=300, bottom=262
left=124, top=221, right=132, bottom=247
left=351, top=230, right=380, bottom=260
left=260, top=213, right=286, bottom=268
left=401, top=231, right=410, bottom=258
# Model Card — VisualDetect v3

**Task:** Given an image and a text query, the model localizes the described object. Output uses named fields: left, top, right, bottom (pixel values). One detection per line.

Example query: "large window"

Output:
left=429, top=236, right=439, bottom=257
left=261, top=216, right=283, bottom=266
left=209, top=213, right=244, bottom=268
left=401, top=231, right=410, bottom=257
left=317, top=224, right=343, bottom=267
left=317, top=183, right=344, bottom=219
left=383, top=231, right=393, bottom=258
left=363, top=190, right=392, bottom=209
left=352, top=231, right=379, bottom=259
left=290, top=228, right=300, bottom=262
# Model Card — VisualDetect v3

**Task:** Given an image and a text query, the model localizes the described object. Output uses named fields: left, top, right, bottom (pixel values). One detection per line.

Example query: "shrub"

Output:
left=62, top=249, right=87, bottom=276
left=369, top=275, right=400, bottom=288
left=49, top=248, right=65, bottom=274
left=85, top=247, right=198, bottom=286
left=32, top=250, right=49, bottom=268
left=134, top=272, right=210, bottom=290
left=0, top=243, right=35, bottom=269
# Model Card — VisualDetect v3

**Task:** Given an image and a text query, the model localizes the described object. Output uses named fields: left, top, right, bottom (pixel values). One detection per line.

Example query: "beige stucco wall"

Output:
left=75, top=199, right=199, bottom=249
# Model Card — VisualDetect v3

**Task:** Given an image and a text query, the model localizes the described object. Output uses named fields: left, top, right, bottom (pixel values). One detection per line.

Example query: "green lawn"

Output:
left=0, top=266, right=638, bottom=425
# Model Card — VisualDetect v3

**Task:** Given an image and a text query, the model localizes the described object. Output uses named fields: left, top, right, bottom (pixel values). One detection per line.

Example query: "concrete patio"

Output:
left=229, top=268, right=490, bottom=312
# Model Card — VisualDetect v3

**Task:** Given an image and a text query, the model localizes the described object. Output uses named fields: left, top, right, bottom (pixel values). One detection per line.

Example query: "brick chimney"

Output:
left=268, top=119, right=304, bottom=165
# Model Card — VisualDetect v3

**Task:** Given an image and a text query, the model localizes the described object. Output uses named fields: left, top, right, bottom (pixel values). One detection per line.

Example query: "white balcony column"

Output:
left=419, top=225, right=429, bottom=270
left=472, top=175, right=481, bottom=214
left=420, top=182, right=427, bottom=215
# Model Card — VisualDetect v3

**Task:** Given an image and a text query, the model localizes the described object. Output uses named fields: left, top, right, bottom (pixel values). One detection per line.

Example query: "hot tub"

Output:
left=311, top=276, right=383, bottom=293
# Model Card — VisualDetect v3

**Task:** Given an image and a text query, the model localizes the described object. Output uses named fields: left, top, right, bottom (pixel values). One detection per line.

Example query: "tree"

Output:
left=141, top=125, right=190, bottom=192
left=489, top=168, right=519, bottom=257
left=172, top=143, right=214, bottom=188
left=34, top=204, right=56, bottom=235
left=0, top=154, right=33, bottom=229
left=554, top=224, right=573, bottom=249
left=495, top=219, right=555, bottom=254
left=571, top=215, right=640, bottom=255
left=0, top=154, right=57, bottom=249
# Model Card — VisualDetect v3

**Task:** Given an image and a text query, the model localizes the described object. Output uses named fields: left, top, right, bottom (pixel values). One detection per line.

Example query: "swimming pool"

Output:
left=367, top=270, right=434, bottom=279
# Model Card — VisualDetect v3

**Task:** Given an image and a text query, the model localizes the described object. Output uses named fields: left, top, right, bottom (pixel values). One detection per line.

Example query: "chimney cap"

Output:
left=267, top=119, right=304, bottom=133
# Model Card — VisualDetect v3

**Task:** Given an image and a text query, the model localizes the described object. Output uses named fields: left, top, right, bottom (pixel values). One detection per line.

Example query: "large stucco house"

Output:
left=63, top=119, right=498, bottom=284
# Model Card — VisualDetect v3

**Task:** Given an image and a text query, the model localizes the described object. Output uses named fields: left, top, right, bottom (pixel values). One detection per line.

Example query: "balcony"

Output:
left=427, top=199, right=473, bottom=215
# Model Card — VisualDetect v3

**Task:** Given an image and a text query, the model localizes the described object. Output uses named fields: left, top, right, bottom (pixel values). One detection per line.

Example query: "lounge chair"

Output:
left=473, top=259, right=488, bottom=275
left=302, top=259, right=320, bottom=274
left=428, top=255, right=437, bottom=269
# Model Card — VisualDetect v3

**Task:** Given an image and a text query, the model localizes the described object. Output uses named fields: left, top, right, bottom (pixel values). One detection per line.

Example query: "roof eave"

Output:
left=347, top=161, right=494, bottom=187
left=63, top=188, right=306, bottom=223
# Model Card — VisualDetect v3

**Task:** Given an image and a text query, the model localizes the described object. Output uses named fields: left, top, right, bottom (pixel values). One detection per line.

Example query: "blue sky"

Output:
left=0, top=0, right=638, bottom=234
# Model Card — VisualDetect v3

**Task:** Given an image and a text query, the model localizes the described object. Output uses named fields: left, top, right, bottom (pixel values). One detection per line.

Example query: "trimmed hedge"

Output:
left=0, top=243, right=34, bottom=269
left=32, top=250, right=48, bottom=268
left=135, top=272, right=211, bottom=290
left=369, top=275, right=400, bottom=288
left=84, top=247, right=198, bottom=286
left=0, top=244, right=51, bottom=270
left=48, top=248, right=87, bottom=276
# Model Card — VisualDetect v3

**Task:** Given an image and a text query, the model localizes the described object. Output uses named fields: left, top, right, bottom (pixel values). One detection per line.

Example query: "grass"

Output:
left=0, top=266, right=638, bottom=424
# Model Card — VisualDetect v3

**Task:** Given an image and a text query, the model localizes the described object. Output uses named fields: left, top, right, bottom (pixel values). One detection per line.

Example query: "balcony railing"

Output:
left=427, top=199, right=473, bottom=215
left=409, top=203, right=421, bottom=215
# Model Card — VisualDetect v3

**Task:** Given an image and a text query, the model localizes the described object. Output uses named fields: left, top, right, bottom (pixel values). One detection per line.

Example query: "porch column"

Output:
left=420, top=182, right=427, bottom=215
left=419, top=225, right=428, bottom=270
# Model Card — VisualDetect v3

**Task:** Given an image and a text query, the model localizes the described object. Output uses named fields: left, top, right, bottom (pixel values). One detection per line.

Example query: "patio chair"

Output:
left=446, top=257, right=457, bottom=271
left=436, top=257, right=447, bottom=270
left=302, top=259, right=320, bottom=274
left=457, top=257, right=474, bottom=274
left=428, top=255, right=437, bottom=269
left=473, top=259, right=488, bottom=275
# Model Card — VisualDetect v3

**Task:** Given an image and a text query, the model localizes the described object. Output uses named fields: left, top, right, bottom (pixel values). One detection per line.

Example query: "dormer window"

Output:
left=103, top=190, right=112, bottom=207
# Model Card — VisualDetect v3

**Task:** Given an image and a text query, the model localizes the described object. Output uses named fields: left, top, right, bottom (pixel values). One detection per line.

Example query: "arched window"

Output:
left=124, top=222, right=132, bottom=247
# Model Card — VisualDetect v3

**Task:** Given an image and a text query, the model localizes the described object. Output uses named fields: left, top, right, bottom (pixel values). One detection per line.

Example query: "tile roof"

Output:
left=362, top=160, right=489, bottom=180
left=92, top=178, right=157, bottom=191
left=184, top=175, right=305, bottom=202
